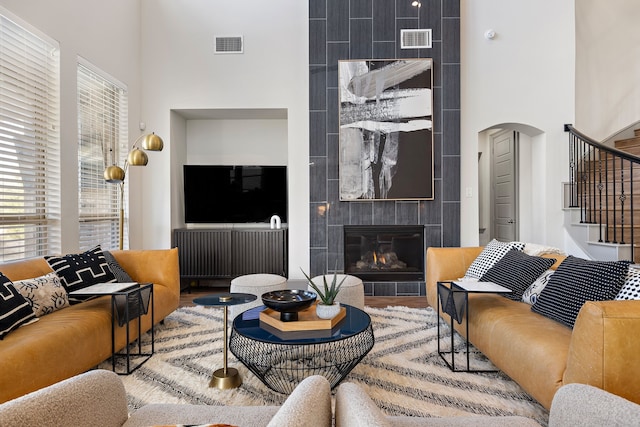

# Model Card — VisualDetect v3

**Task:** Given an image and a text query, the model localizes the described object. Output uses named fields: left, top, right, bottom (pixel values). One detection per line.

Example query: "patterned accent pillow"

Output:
left=464, top=239, right=526, bottom=279
left=0, top=273, right=37, bottom=339
left=480, top=249, right=555, bottom=301
left=616, top=267, right=640, bottom=300
left=522, top=269, right=554, bottom=305
left=13, top=273, right=70, bottom=317
left=45, top=246, right=116, bottom=299
left=102, top=250, right=134, bottom=283
left=531, top=256, right=630, bottom=328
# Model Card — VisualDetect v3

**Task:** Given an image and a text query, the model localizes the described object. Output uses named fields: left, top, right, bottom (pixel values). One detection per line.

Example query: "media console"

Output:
left=173, top=228, right=288, bottom=284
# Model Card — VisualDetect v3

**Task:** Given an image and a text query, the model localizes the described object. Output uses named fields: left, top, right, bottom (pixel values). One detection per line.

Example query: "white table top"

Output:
left=451, top=281, right=512, bottom=293
left=68, top=282, right=140, bottom=296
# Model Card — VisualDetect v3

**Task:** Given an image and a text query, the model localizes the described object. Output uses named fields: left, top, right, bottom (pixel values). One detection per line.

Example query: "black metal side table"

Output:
left=69, top=282, right=154, bottom=374
left=193, top=292, right=257, bottom=389
left=437, top=280, right=510, bottom=372
left=229, top=304, right=374, bottom=394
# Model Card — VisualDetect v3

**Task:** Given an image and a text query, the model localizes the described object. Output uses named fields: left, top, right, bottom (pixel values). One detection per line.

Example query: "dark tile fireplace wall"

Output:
left=309, top=0, right=461, bottom=296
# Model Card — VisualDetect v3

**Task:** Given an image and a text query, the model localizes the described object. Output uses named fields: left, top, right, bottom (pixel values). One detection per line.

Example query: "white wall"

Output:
left=140, top=0, right=309, bottom=277
left=460, top=0, right=575, bottom=248
left=0, top=0, right=141, bottom=254
left=186, top=119, right=287, bottom=165
left=575, top=0, right=640, bottom=140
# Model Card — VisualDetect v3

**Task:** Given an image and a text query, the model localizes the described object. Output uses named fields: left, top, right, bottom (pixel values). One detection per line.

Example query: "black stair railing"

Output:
left=565, top=124, right=640, bottom=261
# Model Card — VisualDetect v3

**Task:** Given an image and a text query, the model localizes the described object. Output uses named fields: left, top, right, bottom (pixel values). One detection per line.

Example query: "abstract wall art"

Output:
left=338, top=58, right=434, bottom=201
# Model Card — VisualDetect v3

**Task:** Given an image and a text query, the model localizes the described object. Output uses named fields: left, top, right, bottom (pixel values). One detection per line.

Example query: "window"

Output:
left=77, top=60, right=128, bottom=250
left=0, top=11, right=60, bottom=262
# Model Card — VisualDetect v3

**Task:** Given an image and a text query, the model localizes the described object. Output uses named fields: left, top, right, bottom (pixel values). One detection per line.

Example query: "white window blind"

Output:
left=0, top=12, right=61, bottom=262
left=77, top=61, right=128, bottom=251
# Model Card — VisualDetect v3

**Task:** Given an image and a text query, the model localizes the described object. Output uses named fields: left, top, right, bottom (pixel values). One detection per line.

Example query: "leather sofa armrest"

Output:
left=0, top=370, right=128, bottom=427
left=564, top=299, right=640, bottom=405
left=425, top=246, right=483, bottom=308
left=111, top=248, right=180, bottom=299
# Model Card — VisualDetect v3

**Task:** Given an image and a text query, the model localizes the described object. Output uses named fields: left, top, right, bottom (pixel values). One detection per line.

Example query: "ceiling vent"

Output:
left=214, top=36, right=243, bottom=54
left=400, top=29, right=432, bottom=49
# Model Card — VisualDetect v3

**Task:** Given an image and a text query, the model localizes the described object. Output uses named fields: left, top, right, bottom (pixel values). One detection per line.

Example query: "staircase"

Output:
left=564, top=125, right=640, bottom=263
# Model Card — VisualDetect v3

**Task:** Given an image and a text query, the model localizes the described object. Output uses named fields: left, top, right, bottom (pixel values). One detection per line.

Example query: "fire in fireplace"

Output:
left=343, top=225, right=425, bottom=281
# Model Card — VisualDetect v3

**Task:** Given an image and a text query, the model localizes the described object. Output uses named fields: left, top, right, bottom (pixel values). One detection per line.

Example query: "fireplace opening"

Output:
left=344, top=225, right=425, bottom=281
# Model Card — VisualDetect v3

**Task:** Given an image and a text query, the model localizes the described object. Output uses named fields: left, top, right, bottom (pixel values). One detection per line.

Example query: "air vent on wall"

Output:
left=214, top=36, right=243, bottom=54
left=400, top=29, right=432, bottom=49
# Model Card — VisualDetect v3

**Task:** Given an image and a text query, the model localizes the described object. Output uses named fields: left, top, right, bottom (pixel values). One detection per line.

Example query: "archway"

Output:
left=478, top=123, right=544, bottom=245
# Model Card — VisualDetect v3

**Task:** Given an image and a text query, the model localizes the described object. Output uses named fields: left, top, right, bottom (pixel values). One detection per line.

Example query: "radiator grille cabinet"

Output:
left=232, top=229, right=287, bottom=276
left=174, top=229, right=232, bottom=278
left=173, top=228, right=287, bottom=279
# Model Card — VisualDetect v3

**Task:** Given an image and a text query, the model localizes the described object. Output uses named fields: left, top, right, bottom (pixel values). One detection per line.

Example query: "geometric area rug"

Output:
left=100, top=305, right=549, bottom=426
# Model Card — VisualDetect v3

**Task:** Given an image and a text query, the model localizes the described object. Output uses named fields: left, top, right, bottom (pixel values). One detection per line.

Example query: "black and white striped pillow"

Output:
left=531, top=256, right=630, bottom=328
left=480, top=249, right=555, bottom=301
left=464, top=239, right=526, bottom=279
left=0, top=273, right=37, bottom=339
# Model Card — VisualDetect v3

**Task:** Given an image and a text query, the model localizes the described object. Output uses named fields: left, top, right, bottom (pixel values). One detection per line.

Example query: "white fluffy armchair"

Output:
left=0, top=370, right=332, bottom=427
left=334, top=381, right=640, bottom=427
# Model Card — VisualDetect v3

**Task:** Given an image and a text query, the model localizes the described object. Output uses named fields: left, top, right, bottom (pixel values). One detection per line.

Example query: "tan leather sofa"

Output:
left=0, top=248, right=180, bottom=403
left=426, top=246, right=640, bottom=410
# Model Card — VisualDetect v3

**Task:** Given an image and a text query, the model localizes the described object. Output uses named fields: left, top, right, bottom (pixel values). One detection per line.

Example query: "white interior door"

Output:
left=491, top=130, right=518, bottom=241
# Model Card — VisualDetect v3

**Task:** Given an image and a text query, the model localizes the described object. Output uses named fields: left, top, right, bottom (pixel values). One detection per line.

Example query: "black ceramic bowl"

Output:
left=261, top=289, right=317, bottom=322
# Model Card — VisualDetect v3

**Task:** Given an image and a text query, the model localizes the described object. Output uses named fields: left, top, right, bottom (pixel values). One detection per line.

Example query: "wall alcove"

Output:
left=169, top=108, right=290, bottom=284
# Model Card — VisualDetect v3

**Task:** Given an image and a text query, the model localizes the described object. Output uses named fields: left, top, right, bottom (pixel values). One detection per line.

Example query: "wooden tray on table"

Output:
left=259, top=302, right=346, bottom=332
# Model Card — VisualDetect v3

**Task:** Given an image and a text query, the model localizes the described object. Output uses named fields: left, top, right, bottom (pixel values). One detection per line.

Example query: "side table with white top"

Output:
left=69, top=282, right=154, bottom=374
left=436, top=280, right=511, bottom=372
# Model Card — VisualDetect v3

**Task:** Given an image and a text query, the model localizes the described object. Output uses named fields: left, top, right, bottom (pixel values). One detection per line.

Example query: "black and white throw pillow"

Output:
left=522, top=269, right=554, bottom=305
left=0, top=273, right=37, bottom=339
left=463, top=239, right=526, bottom=279
left=616, top=267, right=640, bottom=300
left=102, top=250, right=134, bottom=283
left=531, top=256, right=630, bottom=328
left=480, top=249, right=555, bottom=301
left=45, top=246, right=116, bottom=297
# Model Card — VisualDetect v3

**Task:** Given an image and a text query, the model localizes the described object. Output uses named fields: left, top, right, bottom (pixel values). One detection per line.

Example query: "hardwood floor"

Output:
left=179, top=286, right=429, bottom=309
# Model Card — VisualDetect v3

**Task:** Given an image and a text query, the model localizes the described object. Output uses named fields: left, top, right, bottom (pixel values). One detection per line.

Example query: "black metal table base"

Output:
left=111, top=284, right=155, bottom=375
left=436, top=281, right=498, bottom=373
left=229, top=323, right=375, bottom=394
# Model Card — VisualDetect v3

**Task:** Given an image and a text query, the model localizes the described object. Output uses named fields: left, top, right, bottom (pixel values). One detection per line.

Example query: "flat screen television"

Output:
left=183, top=165, right=288, bottom=224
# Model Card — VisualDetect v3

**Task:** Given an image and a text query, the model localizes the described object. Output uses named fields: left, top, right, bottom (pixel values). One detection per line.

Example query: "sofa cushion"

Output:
left=0, top=273, right=37, bottom=339
left=464, top=239, right=525, bottom=279
left=522, top=269, right=554, bottom=305
left=13, top=272, right=70, bottom=317
left=615, top=267, right=640, bottom=300
left=480, top=249, right=555, bottom=301
left=45, top=246, right=116, bottom=301
left=531, top=256, right=629, bottom=328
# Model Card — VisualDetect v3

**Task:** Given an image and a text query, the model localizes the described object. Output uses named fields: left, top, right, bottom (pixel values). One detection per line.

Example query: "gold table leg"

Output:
left=210, top=305, right=241, bottom=389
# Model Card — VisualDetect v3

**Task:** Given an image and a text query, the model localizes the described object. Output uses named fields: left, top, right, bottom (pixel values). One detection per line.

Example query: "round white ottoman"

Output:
left=309, top=274, right=365, bottom=310
left=229, top=273, right=287, bottom=319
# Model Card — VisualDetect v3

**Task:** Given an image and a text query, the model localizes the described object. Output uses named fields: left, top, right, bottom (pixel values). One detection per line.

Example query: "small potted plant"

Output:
left=300, top=268, right=347, bottom=319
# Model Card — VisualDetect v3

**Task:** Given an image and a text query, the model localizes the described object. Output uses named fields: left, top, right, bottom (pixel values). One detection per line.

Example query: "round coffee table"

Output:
left=229, top=304, right=374, bottom=394
left=193, top=293, right=257, bottom=389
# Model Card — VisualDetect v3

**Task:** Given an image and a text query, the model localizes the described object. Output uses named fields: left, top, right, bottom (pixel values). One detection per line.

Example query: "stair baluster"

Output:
left=565, top=124, right=640, bottom=262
